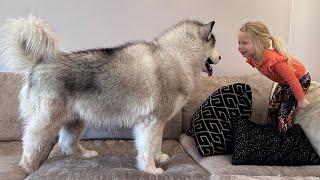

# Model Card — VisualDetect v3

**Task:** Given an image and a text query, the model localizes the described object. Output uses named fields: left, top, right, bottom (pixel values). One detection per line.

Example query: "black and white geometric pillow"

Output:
left=187, top=83, right=252, bottom=156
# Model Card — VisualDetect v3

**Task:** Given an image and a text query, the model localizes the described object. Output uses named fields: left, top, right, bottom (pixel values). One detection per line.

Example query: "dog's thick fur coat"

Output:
left=0, top=16, right=220, bottom=174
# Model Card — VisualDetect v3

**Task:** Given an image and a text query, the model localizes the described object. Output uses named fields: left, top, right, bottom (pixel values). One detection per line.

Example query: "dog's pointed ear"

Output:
left=204, top=21, right=215, bottom=39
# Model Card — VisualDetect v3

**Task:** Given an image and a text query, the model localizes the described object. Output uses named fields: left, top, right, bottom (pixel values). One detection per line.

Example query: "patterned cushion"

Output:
left=186, top=83, right=252, bottom=156
left=231, top=116, right=320, bottom=165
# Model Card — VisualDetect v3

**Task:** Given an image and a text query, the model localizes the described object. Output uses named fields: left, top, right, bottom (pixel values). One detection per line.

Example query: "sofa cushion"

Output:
left=186, top=83, right=252, bottom=156
left=0, top=141, right=26, bottom=180
left=0, top=163, right=26, bottom=180
left=23, top=140, right=208, bottom=180
left=179, top=134, right=320, bottom=177
left=230, top=116, right=320, bottom=166
left=182, top=73, right=274, bottom=133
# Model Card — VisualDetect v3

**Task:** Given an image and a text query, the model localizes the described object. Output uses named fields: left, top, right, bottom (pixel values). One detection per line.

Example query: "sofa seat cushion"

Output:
left=180, top=134, right=320, bottom=177
left=0, top=141, right=26, bottom=180
left=209, top=174, right=320, bottom=180
left=21, top=139, right=207, bottom=180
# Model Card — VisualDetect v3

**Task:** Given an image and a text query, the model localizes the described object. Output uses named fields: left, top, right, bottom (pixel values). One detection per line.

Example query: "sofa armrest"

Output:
left=294, top=81, right=320, bottom=156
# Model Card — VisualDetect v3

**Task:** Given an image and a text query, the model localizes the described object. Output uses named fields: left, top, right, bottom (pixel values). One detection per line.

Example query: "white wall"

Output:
left=289, top=0, right=320, bottom=82
left=0, top=0, right=292, bottom=77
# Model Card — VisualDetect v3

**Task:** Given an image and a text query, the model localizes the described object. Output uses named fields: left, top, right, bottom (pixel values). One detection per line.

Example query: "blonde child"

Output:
left=237, top=21, right=311, bottom=131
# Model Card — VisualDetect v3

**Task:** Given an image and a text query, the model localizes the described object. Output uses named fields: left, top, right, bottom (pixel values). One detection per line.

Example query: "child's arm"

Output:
left=273, top=61, right=309, bottom=108
left=297, top=98, right=310, bottom=108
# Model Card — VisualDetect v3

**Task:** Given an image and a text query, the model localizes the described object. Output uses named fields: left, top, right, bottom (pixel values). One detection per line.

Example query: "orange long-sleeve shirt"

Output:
left=246, top=49, right=306, bottom=100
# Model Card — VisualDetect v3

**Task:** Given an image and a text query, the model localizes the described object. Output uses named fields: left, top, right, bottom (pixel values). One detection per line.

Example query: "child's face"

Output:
left=237, top=31, right=256, bottom=59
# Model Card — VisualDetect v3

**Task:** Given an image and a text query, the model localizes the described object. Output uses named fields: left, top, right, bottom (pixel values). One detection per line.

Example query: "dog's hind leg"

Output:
left=153, top=121, right=169, bottom=163
left=19, top=98, right=65, bottom=174
left=58, top=118, right=98, bottom=158
left=133, top=117, right=164, bottom=174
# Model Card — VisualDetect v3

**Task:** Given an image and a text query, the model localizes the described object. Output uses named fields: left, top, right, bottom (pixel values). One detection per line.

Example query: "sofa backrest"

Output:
left=3, top=72, right=316, bottom=142
left=181, top=73, right=274, bottom=133
left=0, top=72, right=182, bottom=141
left=0, top=72, right=276, bottom=141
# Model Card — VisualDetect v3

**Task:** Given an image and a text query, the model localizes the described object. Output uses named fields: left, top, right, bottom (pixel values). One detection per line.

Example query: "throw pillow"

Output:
left=186, top=83, right=252, bottom=156
left=231, top=116, right=320, bottom=166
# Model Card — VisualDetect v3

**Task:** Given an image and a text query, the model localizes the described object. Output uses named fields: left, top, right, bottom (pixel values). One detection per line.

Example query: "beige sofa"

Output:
left=1, top=72, right=320, bottom=180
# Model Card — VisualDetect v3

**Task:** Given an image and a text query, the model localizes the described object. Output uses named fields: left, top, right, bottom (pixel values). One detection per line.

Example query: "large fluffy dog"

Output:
left=0, top=16, right=220, bottom=174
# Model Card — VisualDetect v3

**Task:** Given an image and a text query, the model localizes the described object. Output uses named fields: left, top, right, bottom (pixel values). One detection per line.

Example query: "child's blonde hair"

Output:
left=239, top=21, right=293, bottom=64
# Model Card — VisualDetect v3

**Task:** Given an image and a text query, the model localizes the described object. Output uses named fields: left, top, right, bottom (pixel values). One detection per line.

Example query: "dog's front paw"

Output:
left=146, top=167, right=164, bottom=174
left=155, top=153, right=170, bottom=163
left=81, top=150, right=98, bottom=158
left=154, top=167, right=164, bottom=174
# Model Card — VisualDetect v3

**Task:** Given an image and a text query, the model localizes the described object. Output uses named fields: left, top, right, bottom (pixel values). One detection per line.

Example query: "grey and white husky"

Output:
left=0, top=16, right=220, bottom=174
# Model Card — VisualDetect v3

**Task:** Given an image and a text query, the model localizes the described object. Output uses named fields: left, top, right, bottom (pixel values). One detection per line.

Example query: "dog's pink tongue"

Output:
left=205, top=61, right=213, bottom=77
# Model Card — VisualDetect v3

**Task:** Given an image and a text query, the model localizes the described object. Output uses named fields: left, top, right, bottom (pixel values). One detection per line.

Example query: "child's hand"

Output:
left=298, top=98, right=310, bottom=109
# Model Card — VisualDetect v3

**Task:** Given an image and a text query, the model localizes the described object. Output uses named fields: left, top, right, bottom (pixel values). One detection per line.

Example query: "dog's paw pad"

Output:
left=81, top=150, right=98, bottom=158
left=156, top=154, right=170, bottom=163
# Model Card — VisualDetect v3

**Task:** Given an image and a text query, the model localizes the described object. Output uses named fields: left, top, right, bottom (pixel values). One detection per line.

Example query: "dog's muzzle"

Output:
left=205, top=55, right=221, bottom=77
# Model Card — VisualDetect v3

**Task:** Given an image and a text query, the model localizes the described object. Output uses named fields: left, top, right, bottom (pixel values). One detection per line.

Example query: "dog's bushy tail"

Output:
left=0, top=15, right=57, bottom=74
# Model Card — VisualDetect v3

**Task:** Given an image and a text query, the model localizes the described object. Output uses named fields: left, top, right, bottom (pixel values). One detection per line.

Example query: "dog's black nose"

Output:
left=219, top=56, right=221, bottom=60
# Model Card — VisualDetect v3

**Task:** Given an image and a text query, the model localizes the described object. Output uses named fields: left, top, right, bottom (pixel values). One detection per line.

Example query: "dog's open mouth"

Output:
left=205, top=58, right=214, bottom=76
